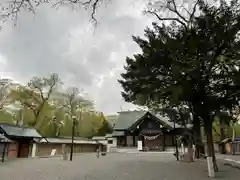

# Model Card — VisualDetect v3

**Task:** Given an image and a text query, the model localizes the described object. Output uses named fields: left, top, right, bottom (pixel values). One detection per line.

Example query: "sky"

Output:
left=0, top=0, right=154, bottom=115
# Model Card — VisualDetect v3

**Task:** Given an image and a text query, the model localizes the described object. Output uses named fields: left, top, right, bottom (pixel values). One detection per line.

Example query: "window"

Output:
left=108, top=140, right=113, bottom=144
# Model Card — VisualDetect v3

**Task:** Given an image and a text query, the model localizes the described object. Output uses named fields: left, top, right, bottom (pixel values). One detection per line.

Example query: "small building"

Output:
left=92, top=134, right=117, bottom=152
left=221, top=137, right=240, bottom=155
left=112, top=111, right=191, bottom=151
left=0, top=123, right=42, bottom=159
left=92, top=136, right=108, bottom=145
left=32, top=137, right=105, bottom=157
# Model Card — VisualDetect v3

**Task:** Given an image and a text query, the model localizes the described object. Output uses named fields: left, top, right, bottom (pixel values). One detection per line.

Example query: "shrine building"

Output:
left=112, top=111, right=191, bottom=151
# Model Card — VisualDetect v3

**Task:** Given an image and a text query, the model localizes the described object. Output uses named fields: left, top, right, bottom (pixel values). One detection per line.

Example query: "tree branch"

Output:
left=0, top=0, right=36, bottom=27
left=0, top=0, right=103, bottom=28
left=145, top=10, right=187, bottom=29
left=48, top=0, right=102, bottom=25
left=189, top=0, right=200, bottom=23
left=212, top=126, right=220, bottom=136
left=146, top=0, right=201, bottom=29
left=167, top=0, right=188, bottom=24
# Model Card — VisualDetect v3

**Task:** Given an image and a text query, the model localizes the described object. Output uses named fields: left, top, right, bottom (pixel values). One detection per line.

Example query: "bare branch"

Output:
left=0, top=0, right=103, bottom=28
left=145, top=10, right=187, bottom=29
left=180, top=4, right=191, bottom=16
left=0, top=78, right=13, bottom=109
left=51, top=0, right=102, bottom=25
left=0, top=0, right=37, bottom=27
left=146, top=0, right=201, bottom=29
left=212, top=126, right=220, bottom=136
left=167, top=0, right=188, bottom=24
left=189, top=0, right=201, bottom=26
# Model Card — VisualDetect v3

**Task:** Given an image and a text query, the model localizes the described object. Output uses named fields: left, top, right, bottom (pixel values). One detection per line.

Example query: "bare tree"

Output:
left=145, top=0, right=203, bottom=29
left=0, top=78, right=13, bottom=109
left=13, top=73, right=61, bottom=127
left=0, top=0, right=105, bottom=27
left=59, top=87, right=93, bottom=119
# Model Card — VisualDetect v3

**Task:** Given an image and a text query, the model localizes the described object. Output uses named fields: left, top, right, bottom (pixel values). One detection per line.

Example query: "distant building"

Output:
left=112, top=111, right=190, bottom=151
left=0, top=123, right=42, bottom=159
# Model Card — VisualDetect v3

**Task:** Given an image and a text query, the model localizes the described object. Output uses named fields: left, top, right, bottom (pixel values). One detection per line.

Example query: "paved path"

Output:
left=216, top=154, right=240, bottom=169
left=0, top=153, right=240, bottom=180
left=217, top=154, right=240, bottom=162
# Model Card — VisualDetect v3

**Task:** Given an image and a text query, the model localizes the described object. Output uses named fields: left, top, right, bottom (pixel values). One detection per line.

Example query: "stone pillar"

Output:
left=31, top=143, right=36, bottom=158
left=62, top=144, right=67, bottom=160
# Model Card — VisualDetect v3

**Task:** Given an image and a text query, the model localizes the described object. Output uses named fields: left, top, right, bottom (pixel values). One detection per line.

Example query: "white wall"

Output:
left=97, top=140, right=108, bottom=145
left=107, top=137, right=117, bottom=152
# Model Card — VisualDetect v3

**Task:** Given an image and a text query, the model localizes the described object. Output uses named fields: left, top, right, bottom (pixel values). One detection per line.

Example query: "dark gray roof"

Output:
left=0, top=133, right=11, bottom=142
left=112, top=131, right=125, bottom=136
left=113, top=111, right=182, bottom=131
left=40, top=137, right=98, bottom=144
left=92, top=136, right=106, bottom=140
left=58, top=136, right=88, bottom=140
left=0, top=134, right=5, bottom=139
left=114, top=111, right=147, bottom=130
left=105, top=133, right=113, bottom=138
left=0, top=123, right=42, bottom=138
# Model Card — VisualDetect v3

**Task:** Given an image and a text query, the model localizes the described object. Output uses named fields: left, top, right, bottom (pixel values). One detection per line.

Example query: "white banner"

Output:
left=137, top=141, right=143, bottom=151
left=50, top=149, right=56, bottom=156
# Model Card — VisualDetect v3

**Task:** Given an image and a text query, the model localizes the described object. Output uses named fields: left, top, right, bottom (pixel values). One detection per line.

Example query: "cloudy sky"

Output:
left=0, top=0, right=154, bottom=115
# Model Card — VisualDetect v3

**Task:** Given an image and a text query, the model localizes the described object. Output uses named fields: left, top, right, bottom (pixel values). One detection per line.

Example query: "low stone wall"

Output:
left=35, top=143, right=101, bottom=157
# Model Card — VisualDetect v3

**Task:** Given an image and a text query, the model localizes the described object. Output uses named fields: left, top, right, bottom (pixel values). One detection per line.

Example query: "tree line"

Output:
left=0, top=74, right=112, bottom=138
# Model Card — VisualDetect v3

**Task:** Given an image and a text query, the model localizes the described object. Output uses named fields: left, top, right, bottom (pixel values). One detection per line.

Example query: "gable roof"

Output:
left=0, top=123, right=42, bottom=138
left=114, top=111, right=182, bottom=131
left=105, top=115, right=118, bottom=128
left=128, top=112, right=174, bottom=131
left=114, top=111, right=147, bottom=130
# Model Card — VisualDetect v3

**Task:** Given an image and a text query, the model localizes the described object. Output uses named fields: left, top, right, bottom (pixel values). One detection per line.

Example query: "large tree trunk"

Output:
left=205, top=119, right=218, bottom=177
left=193, top=117, right=202, bottom=159
left=232, top=123, right=236, bottom=141
left=219, top=119, right=225, bottom=154
left=212, top=145, right=218, bottom=172
left=187, top=135, right=194, bottom=162
left=231, top=124, right=236, bottom=155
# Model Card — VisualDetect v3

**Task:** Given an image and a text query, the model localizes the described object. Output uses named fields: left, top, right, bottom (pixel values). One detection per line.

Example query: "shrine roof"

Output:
left=114, top=111, right=182, bottom=131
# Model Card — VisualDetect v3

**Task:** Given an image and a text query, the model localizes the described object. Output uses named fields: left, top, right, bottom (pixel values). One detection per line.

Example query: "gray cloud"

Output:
left=0, top=0, right=153, bottom=114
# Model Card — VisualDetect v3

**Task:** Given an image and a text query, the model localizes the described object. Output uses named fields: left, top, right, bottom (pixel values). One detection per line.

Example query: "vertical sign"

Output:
left=137, top=141, right=143, bottom=151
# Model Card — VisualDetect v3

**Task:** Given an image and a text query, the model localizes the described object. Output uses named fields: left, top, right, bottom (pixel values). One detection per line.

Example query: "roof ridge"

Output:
left=117, top=110, right=147, bottom=113
left=0, top=123, right=35, bottom=130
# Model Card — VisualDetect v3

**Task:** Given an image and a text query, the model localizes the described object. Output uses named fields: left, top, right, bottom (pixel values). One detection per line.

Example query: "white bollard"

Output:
left=181, top=143, right=185, bottom=154
left=207, top=157, right=215, bottom=178
left=31, top=143, right=37, bottom=158
left=192, top=145, right=196, bottom=161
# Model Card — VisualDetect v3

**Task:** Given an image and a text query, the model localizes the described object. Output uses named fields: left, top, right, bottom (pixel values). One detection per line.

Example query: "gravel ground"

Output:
left=0, top=153, right=239, bottom=180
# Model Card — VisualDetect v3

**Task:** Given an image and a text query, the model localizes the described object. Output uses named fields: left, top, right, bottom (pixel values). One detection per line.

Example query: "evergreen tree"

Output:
left=119, top=0, right=240, bottom=175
